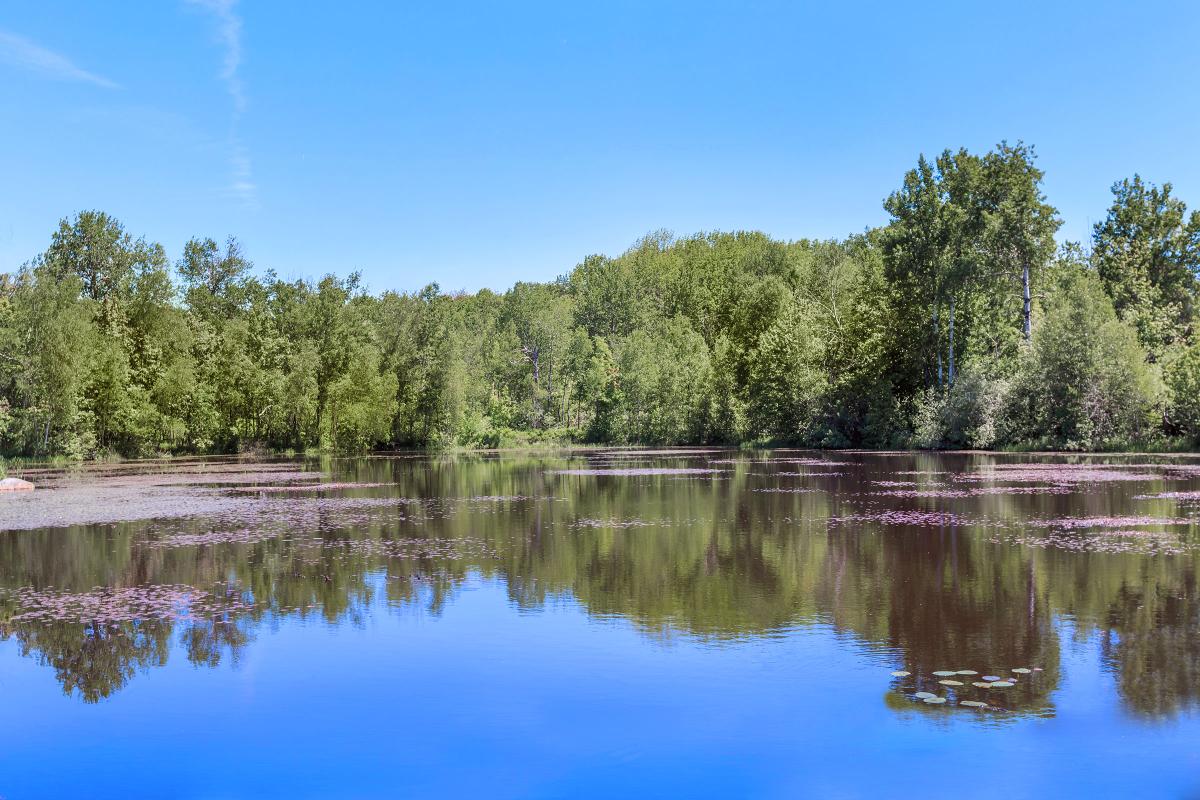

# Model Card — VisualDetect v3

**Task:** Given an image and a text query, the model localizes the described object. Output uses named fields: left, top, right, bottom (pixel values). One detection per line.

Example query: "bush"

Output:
left=1165, top=343, right=1200, bottom=442
left=1001, top=266, right=1162, bottom=450
left=910, top=368, right=1006, bottom=449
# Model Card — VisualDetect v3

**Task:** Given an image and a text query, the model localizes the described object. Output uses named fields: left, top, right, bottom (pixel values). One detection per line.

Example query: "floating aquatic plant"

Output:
left=468, top=495, right=567, bottom=503
left=974, top=464, right=1160, bottom=484
left=1026, top=516, right=1192, bottom=530
left=870, top=486, right=1074, bottom=498
left=1135, top=491, right=1200, bottom=500
left=230, top=482, right=390, bottom=493
left=990, top=528, right=1192, bottom=556
left=553, top=468, right=727, bottom=476
left=144, top=528, right=305, bottom=548
left=570, top=518, right=659, bottom=529
left=0, top=584, right=251, bottom=624
left=318, top=537, right=497, bottom=561
left=826, top=511, right=977, bottom=528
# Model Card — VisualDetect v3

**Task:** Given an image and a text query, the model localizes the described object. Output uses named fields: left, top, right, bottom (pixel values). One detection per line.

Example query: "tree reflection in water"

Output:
left=0, top=450, right=1197, bottom=718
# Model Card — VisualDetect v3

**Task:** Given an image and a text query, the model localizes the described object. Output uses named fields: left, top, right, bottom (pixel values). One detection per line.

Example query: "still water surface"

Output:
left=1, top=450, right=1199, bottom=798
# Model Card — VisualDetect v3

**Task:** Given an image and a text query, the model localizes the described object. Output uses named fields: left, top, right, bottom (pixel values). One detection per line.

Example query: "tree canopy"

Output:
left=3, top=142, right=1198, bottom=457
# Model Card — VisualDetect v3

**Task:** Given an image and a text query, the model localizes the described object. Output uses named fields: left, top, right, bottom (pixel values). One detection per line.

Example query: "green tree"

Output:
left=1092, top=175, right=1200, bottom=357
left=178, top=236, right=251, bottom=322
left=1003, top=261, right=1161, bottom=449
left=615, top=318, right=711, bottom=443
left=1164, top=343, right=1200, bottom=442
left=503, top=282, right=573, bottom=428
left=1, top=263, right=95, bottom=454
left=745, top=300, right=826, bottom=442
left=43, top=211, right=168, bottom=338
left=328, top=343, right=399, bottom=451
left=978, top=142, right=1061, bottom=345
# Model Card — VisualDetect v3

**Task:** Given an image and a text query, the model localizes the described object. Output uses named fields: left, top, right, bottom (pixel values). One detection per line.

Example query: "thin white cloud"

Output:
left=187, top=0, right=245, bottom=113
left=0, top=29, right=119, bottom=89
left=227, top=144, right=257, bottom=202
left=187, top=0, right=256, bottom=205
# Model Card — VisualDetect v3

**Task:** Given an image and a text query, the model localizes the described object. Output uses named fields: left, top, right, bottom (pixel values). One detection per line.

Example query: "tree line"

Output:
left=2, top=141, right=1199, bottom=457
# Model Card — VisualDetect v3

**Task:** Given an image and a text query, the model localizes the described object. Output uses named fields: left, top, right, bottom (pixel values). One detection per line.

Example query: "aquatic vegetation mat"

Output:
left=553, top=468, right=728, bottom=476
left=889, top=666, right=1046, bottom=713
left=0, top=585, right=252, bottom=624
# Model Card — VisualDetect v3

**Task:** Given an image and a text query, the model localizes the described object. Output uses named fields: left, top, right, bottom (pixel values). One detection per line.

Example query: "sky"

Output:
left=1, top=1, right=1198, bottom=294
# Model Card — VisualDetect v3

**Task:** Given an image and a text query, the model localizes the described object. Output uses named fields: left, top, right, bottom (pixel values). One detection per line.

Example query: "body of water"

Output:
left=1, top=450, right=1199, bottom=798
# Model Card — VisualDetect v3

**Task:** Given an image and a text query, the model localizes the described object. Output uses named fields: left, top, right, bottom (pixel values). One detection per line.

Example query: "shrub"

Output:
left=1001, top=266, right=1162, bottom=450
left=911, top=367, right=1007, bottom=449
left=1164, top=343, right=1200, bottom=442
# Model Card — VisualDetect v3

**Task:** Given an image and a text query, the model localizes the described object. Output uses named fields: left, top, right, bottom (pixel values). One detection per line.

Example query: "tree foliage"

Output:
left=2, top=145, right=1198, bottom=456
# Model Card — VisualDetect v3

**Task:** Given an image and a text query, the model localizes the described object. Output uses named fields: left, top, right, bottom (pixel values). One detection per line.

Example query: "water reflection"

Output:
left=0, top=451, right=1198, bottom=719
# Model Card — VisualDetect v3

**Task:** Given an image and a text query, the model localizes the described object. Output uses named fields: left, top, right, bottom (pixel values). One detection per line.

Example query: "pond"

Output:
left=1, top=450, right=1199, bottom=798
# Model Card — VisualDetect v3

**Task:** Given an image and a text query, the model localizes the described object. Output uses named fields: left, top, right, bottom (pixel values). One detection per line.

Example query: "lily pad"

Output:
left=939, top=680, right=964, bottom=686
left=932, top=670, right=957, bottom=677
left=891, top=671, right=911, bottom=677
left=923, top=696, right=947, bottom=704
left=955, top=670, right=978, bottom=675
left=982, top=675, right=1002, bottom=682
left=913, top=691, right=936, bottom=700
left=990, top=681, right=1015, bottom=688
left=972, top=681, right=992, bottom=688
left=1012, top=668, right=1031, bottom=674
left=959, top=700, right=987, bottom=708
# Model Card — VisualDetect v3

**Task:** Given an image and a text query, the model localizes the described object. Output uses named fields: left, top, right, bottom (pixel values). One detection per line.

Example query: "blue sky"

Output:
left=1, top=1, right=1198, bottom=293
